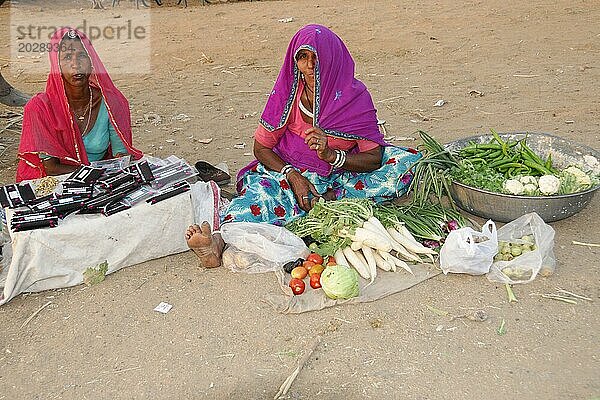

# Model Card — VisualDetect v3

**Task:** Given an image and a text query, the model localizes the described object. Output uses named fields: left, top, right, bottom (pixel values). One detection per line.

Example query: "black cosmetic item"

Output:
left=61, top=181, right=95, bottom=198
left=101, top=201, right=131, bottom=217
left=0, top=183, right=36, bottom=208
left=146, top=181, right=190, bottom=205
left=48, top=196, right=87, bottom=215
left=96, top=171, right=137, bottom=191
left=66, top=165, right=103, bottom=184
left=126, top=160, right=155, bottom=184
left=81, top=180, right=141, bottom=212
left=11, top=218, right=58, bottom=232
left=11, top=210, right=58, bottom=223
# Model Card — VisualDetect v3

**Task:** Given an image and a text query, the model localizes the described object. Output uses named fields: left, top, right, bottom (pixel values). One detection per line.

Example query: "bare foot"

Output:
left=185, top=222, right=224, bottom=268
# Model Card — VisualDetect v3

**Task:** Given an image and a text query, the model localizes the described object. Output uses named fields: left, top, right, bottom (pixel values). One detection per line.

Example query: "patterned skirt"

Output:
left=220, top=146, right=421, bottom=225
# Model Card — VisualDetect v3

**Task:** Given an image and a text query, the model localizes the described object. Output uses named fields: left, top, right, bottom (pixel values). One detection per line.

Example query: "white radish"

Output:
left=351, top=227, right=392, bottom=252
left=365, top=216, right=391, bottom=238
left=364, top=218, right=422, bottom=260
left=377, top=250, right=396, bottom=272
left=387, top=240, right=423, bottom=263
left=397, top=223, right=440, bottom=251
left=334, top=248, right=349, bottom=267
left=387, top=227, right=437, bottom=255
left=343, top=246, right=370, bottom=280
left=350, top=241, right=362, bottom=251
left=360, top=246, right=377, bottom=284
left=373, top=251, right=392, bottom=271
left=386, top=252, right=414, bottom=275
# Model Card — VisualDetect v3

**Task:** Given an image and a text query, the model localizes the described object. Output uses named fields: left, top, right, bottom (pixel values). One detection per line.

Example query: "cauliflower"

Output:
left=503, top=179, right=524, bottom=195
left=523, top=183, right=538, bottom=195
left=564, top=166, right=592, bottom=186
left=538, top=175, right=560, bottom=195
left=583, top=155, right=599, bottom=173
left=519, top=175, right=538, bottom=186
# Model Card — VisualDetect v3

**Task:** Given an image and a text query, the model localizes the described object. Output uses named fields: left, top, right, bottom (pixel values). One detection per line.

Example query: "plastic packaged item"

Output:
left=66, top=165, right=103, bottom=184
left=146, top=181, right=190, bottom=205
left=487, top=213, right=556, bottom=284
left=220, top=222, right=309, bottom=273
left=96, top=171, right=137, bottom=191
left=149, top=158, right=196, bottom=190
left=60, top=182, right=94, bottom=198
left=90, top=155, right=131, bottom=174
left=121, top=186, right=157, bottom=207
left=439, top=220, right=498, bottom=275
left=125, top=160, right=155, bottom=184
left=0, top=183, right=36, bottom=208
left=11, top=217, right=58, bottom=232
left=101, top=201, right=131, bottom=217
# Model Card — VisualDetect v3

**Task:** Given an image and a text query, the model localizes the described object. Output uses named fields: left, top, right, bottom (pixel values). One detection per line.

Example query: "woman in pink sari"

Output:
left=185, top=25, right=421, bottom=268
left=16, top=27, right=142, bottom=182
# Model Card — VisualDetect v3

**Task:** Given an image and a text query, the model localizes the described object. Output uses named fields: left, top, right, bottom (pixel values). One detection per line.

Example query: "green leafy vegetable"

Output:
left=450, top=160, right=505, bottom=193
left=83, top=260, right=109, bottom=286
left=285, top=198, right=373, bottom=255
left=320, top=264, right=360, bottom=300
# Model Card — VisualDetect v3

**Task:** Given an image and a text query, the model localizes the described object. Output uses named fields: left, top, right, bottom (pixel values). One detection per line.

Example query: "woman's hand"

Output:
left=286, top=170, right=320, bottom=212
left=304, top=127, right=335, bottom=163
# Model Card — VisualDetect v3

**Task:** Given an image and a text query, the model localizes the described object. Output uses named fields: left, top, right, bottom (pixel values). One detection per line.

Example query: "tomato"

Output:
left=289, top=278, right=305, bottom=295
left=308, top=264, right=324, bottom=276
left=291, top=266, right=308, bottom=280
left=302, top=260, right=316, bottom=271
left=307, top=253, right=324, bottom=265
left=309, top=273, right=322, bottom=289
left=326, top=257, right=336, bottom=266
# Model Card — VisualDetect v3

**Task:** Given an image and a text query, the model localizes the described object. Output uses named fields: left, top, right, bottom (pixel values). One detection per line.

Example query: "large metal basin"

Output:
left=445, top=132, right=599, bottom=222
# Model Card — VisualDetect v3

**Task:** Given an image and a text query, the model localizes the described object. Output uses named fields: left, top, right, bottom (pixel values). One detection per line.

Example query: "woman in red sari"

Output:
left=16, top=27, right=142, bottom=182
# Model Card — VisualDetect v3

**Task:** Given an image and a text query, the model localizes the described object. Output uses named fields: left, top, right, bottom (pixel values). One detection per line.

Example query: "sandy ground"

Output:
left=0, top=1, right=599, bottom=399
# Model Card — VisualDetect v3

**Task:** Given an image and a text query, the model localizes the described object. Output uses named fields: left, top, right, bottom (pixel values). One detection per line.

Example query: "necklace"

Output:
left=73, top=87, right=93, bottom=121
left=79, top=87, right=93, bottom=135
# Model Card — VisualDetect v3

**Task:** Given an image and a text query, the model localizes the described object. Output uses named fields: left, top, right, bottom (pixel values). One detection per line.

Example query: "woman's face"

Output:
left=59, top=38, right=92, bottom=88
left=296, top=49, right=316, bottom=85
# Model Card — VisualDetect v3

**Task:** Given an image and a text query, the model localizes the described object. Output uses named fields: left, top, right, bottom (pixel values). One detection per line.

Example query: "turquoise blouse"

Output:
left=40, top=99, right=127, bottom=161
left=83, top=100, right=127, bottom=161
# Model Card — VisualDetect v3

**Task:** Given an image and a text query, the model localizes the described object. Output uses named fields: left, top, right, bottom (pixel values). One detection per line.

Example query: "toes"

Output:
left=200, top=221, right=212, bottom=236
left=185, top=224, right=202, bottom=239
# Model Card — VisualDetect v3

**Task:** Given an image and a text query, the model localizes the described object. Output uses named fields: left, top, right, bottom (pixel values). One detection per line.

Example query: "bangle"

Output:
left=329, top=149, right=346, bottom=169
left=280, top=164, right=294, bottom=176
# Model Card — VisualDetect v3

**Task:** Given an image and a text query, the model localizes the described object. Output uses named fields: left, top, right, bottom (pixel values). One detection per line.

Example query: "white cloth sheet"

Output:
left=0, top=181, right=220, bottom=305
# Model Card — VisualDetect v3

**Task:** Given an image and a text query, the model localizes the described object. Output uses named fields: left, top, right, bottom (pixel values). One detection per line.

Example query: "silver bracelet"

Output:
left=280, top=164, right=294, bottom=175
left=330, top=150, right=346, bottom=169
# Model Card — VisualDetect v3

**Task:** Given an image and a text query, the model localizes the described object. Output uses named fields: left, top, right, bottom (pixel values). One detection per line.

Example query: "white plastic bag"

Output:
left=440, top=220, right=498, bottom=275
left=220, top=222, right=309, bottom=273
left=487, top=213, right=555, bottom=284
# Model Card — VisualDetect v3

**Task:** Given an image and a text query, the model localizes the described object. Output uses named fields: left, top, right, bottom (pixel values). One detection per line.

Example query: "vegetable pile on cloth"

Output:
left=266, top=263, right=437, bottom=314
left=0, top=180, right=222, bottom=305
left=261, top=198, right=446, bottom=313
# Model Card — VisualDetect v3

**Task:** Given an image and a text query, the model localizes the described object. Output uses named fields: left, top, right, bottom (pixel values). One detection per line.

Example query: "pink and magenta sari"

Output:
left=16, top=27, right=142, bottom=182
left=224, top=25, right=421, bottom=225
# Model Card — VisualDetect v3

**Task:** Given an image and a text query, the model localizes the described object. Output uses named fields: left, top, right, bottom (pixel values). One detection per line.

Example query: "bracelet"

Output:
left=280, top=164, right=294, bottom=176
left=329, top=149, right=347, bottom=169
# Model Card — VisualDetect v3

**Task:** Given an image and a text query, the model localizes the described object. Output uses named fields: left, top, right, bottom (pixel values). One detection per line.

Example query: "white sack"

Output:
left=0, top=181, right=219, bottom=305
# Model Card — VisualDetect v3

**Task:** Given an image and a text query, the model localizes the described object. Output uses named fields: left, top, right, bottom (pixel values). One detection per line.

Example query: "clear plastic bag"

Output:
left=220, top=222, right=309, bottom=273
left=487, top=213, right=555, bottom=284
left=440, top=220, right=498, bottom=275
left=90, top=156, right=131, bottom=174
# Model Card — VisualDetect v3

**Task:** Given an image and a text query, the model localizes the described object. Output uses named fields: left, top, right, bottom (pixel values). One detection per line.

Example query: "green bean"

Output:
left=523, top=160, right=553, bottom=175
